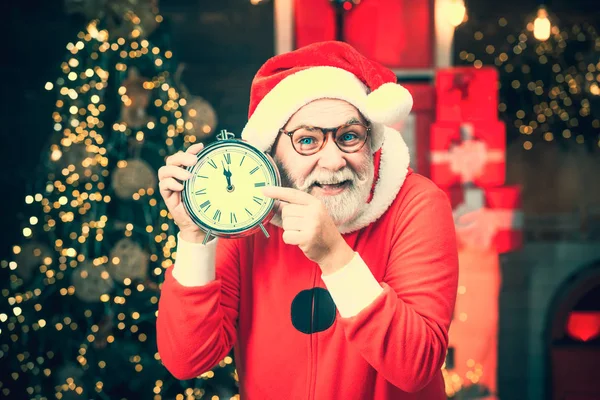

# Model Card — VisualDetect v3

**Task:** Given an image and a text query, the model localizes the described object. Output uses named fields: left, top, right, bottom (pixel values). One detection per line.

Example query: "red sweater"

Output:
left=157, top=171, right=458, bottom=399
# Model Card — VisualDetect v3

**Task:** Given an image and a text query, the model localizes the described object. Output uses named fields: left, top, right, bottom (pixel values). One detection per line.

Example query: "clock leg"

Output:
left=202, top=230, right=213, bottom=245
left=259, top=223, right=270, bottom=238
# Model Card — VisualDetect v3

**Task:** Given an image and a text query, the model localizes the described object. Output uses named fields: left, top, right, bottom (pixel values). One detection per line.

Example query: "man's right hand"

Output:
left=158, top=143, right=207, bottom=243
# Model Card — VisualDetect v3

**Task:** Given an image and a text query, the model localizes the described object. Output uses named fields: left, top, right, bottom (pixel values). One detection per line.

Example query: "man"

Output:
left=156, top=41, right=458, bottom=400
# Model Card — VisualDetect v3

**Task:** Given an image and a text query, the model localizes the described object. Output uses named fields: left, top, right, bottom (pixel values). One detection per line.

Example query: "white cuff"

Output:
left=321, top=252, right=384, bottom=318
left=171, top=233, right=218, bottom=287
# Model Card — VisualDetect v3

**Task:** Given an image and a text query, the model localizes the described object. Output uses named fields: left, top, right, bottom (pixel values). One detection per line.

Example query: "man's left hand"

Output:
left=261, top=186, right=354, bottom=275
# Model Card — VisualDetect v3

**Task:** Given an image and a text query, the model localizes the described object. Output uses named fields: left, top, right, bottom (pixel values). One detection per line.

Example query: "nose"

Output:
left=316, top=136, right=347, bottom=171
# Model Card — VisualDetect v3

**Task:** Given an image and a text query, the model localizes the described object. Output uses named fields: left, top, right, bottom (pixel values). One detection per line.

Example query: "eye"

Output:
left=298, top=137, right=315, bottom=145
left=340, top=133, right=358, bottom=142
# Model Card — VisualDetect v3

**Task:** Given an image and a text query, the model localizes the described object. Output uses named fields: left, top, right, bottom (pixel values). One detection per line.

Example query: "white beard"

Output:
left=274, top=154, right=375, bottom=227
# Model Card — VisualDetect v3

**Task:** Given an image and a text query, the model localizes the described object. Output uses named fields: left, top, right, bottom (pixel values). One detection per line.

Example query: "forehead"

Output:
left=285, top=99, right=364, bottom=128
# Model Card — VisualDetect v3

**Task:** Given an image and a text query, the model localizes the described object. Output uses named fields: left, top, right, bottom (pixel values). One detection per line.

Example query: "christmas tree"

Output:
left=0, top=1, right=238, bottom=398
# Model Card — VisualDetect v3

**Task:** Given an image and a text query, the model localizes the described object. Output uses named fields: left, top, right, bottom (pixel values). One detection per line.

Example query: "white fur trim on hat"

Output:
left=242, top=66, right=377, bottom=153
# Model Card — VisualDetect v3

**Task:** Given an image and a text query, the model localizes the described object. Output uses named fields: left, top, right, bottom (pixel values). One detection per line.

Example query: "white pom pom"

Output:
left=365, top=83, right=413, bottom=126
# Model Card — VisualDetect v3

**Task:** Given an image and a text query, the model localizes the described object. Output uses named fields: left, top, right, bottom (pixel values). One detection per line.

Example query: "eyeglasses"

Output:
left=279, top=122, right=371, bottom=156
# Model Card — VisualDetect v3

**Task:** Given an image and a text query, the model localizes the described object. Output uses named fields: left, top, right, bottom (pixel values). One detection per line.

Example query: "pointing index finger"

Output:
left=261, top=186, right=313, bottom=205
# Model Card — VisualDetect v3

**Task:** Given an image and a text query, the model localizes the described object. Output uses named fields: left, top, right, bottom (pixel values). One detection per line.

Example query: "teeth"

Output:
left=312, top=180, right=350, bottom=188
left=317, top=181, right=346, bottom=187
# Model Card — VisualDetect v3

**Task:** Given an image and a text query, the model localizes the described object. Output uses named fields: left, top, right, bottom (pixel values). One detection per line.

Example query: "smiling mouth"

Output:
left=312, top=180, right=351, bottom=190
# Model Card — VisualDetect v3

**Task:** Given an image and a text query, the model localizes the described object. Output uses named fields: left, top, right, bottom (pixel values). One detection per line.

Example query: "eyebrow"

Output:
left=291, top=117, right=364, bottom=130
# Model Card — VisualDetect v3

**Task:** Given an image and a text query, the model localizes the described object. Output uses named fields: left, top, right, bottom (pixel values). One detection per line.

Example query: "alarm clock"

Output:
left=182, top=130, right=281, bottom=244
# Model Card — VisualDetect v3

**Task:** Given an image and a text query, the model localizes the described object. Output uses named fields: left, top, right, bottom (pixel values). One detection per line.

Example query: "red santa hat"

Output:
left=241, top=41, right=413, bottom=154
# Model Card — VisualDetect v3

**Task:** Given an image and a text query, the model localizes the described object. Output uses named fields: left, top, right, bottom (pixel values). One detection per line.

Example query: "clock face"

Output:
left=183, top=141, right=279, bottom=236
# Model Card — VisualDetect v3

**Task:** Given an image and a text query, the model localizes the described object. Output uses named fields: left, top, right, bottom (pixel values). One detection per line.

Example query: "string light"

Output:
left=446, top=0, right=467, bottom=28
left=533, top=6, right=551, bottom=41
left=457, top=17, right=600, bottom=152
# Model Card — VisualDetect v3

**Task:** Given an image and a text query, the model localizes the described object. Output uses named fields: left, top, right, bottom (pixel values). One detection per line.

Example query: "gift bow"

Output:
left=431, top=138, right=504, bottom=183
left=453, top=204, right=523, bottom=250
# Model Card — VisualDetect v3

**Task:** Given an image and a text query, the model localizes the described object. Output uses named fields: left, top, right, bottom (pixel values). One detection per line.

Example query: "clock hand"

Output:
left=221, top=161, right=231, bottom=176
left=221, top=161, right=234, bottom=190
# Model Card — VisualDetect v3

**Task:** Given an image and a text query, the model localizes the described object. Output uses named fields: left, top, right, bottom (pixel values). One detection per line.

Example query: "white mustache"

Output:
left=298, top=168, right=356, bottom=191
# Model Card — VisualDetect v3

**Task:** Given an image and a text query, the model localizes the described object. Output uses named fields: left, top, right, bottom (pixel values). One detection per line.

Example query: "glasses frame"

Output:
left=278, top=122, right=371, bottom=156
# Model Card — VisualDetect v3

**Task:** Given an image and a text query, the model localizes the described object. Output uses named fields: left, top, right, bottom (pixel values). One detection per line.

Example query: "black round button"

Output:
left=291, top=288, right=336, bottom=334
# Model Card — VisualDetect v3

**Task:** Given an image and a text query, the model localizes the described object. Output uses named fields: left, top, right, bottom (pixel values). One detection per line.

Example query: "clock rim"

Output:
left=181, top=139, right=281, bottom=238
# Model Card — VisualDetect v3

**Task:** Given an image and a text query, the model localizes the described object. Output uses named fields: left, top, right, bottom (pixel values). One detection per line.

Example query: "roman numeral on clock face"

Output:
left=200, top=200, right=211, bottom=212
left=223, top=153, right=231, bottom=164
left=213, top=209, right=221, bottom=222
left=254, top=182, right=266, bottom=187
left=230, top=212, right=237, bottom=223
left=207, top=159, right=217, bottom=169
left=253, top=196, right=262, bottom=205
left=195, top=188, right=206, bottom=195
left=249, top=166, right=259, bottom=175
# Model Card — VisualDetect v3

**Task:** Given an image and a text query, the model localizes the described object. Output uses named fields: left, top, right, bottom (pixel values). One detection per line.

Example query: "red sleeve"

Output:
left=339, top=186, right=459, bottom=392
left=156, top=238, right=241, bottom=380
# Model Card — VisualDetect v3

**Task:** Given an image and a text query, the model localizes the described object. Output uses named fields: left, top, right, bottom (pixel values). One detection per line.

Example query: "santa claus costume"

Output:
left=157, top=41, right=459, bottom=400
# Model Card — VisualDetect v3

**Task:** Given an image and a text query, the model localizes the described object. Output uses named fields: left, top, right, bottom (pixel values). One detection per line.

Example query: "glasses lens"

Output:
left=292, top=128, right=324, bottom=155
left=335, top=124, right=368, bottom=152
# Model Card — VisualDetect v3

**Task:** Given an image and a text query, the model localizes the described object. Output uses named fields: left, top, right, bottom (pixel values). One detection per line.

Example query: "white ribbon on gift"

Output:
left=430, top=139, right=504, bottom=183
left=452, top=187, right=524, bottom=250
left=454, top=208, right=524, bottom=250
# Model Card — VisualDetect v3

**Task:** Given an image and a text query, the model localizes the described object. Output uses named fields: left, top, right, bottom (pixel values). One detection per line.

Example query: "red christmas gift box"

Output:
left=345, top=0, right=433, bottom=69
left=486, top=186, right=523, bottom=253
left=429, top=120, right=506, bottom=187
left=294, top=0, right=434, bottom=69
left=389, top=83, right=435, bottom=176
left=444, top=185, right=523, bottom=254
left=435, top=67, right=498, bottom=122
left=294, top=0, right=336, bottom=49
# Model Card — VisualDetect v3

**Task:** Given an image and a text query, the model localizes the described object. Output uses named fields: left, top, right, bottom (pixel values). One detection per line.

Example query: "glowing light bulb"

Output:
left=533, top=7, right=551, bottom=41
left=87, top=22, right=99, bottom=39
left=446, top=0, right=466, bottom=27
left=50, top=149, right=62, bottom=161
